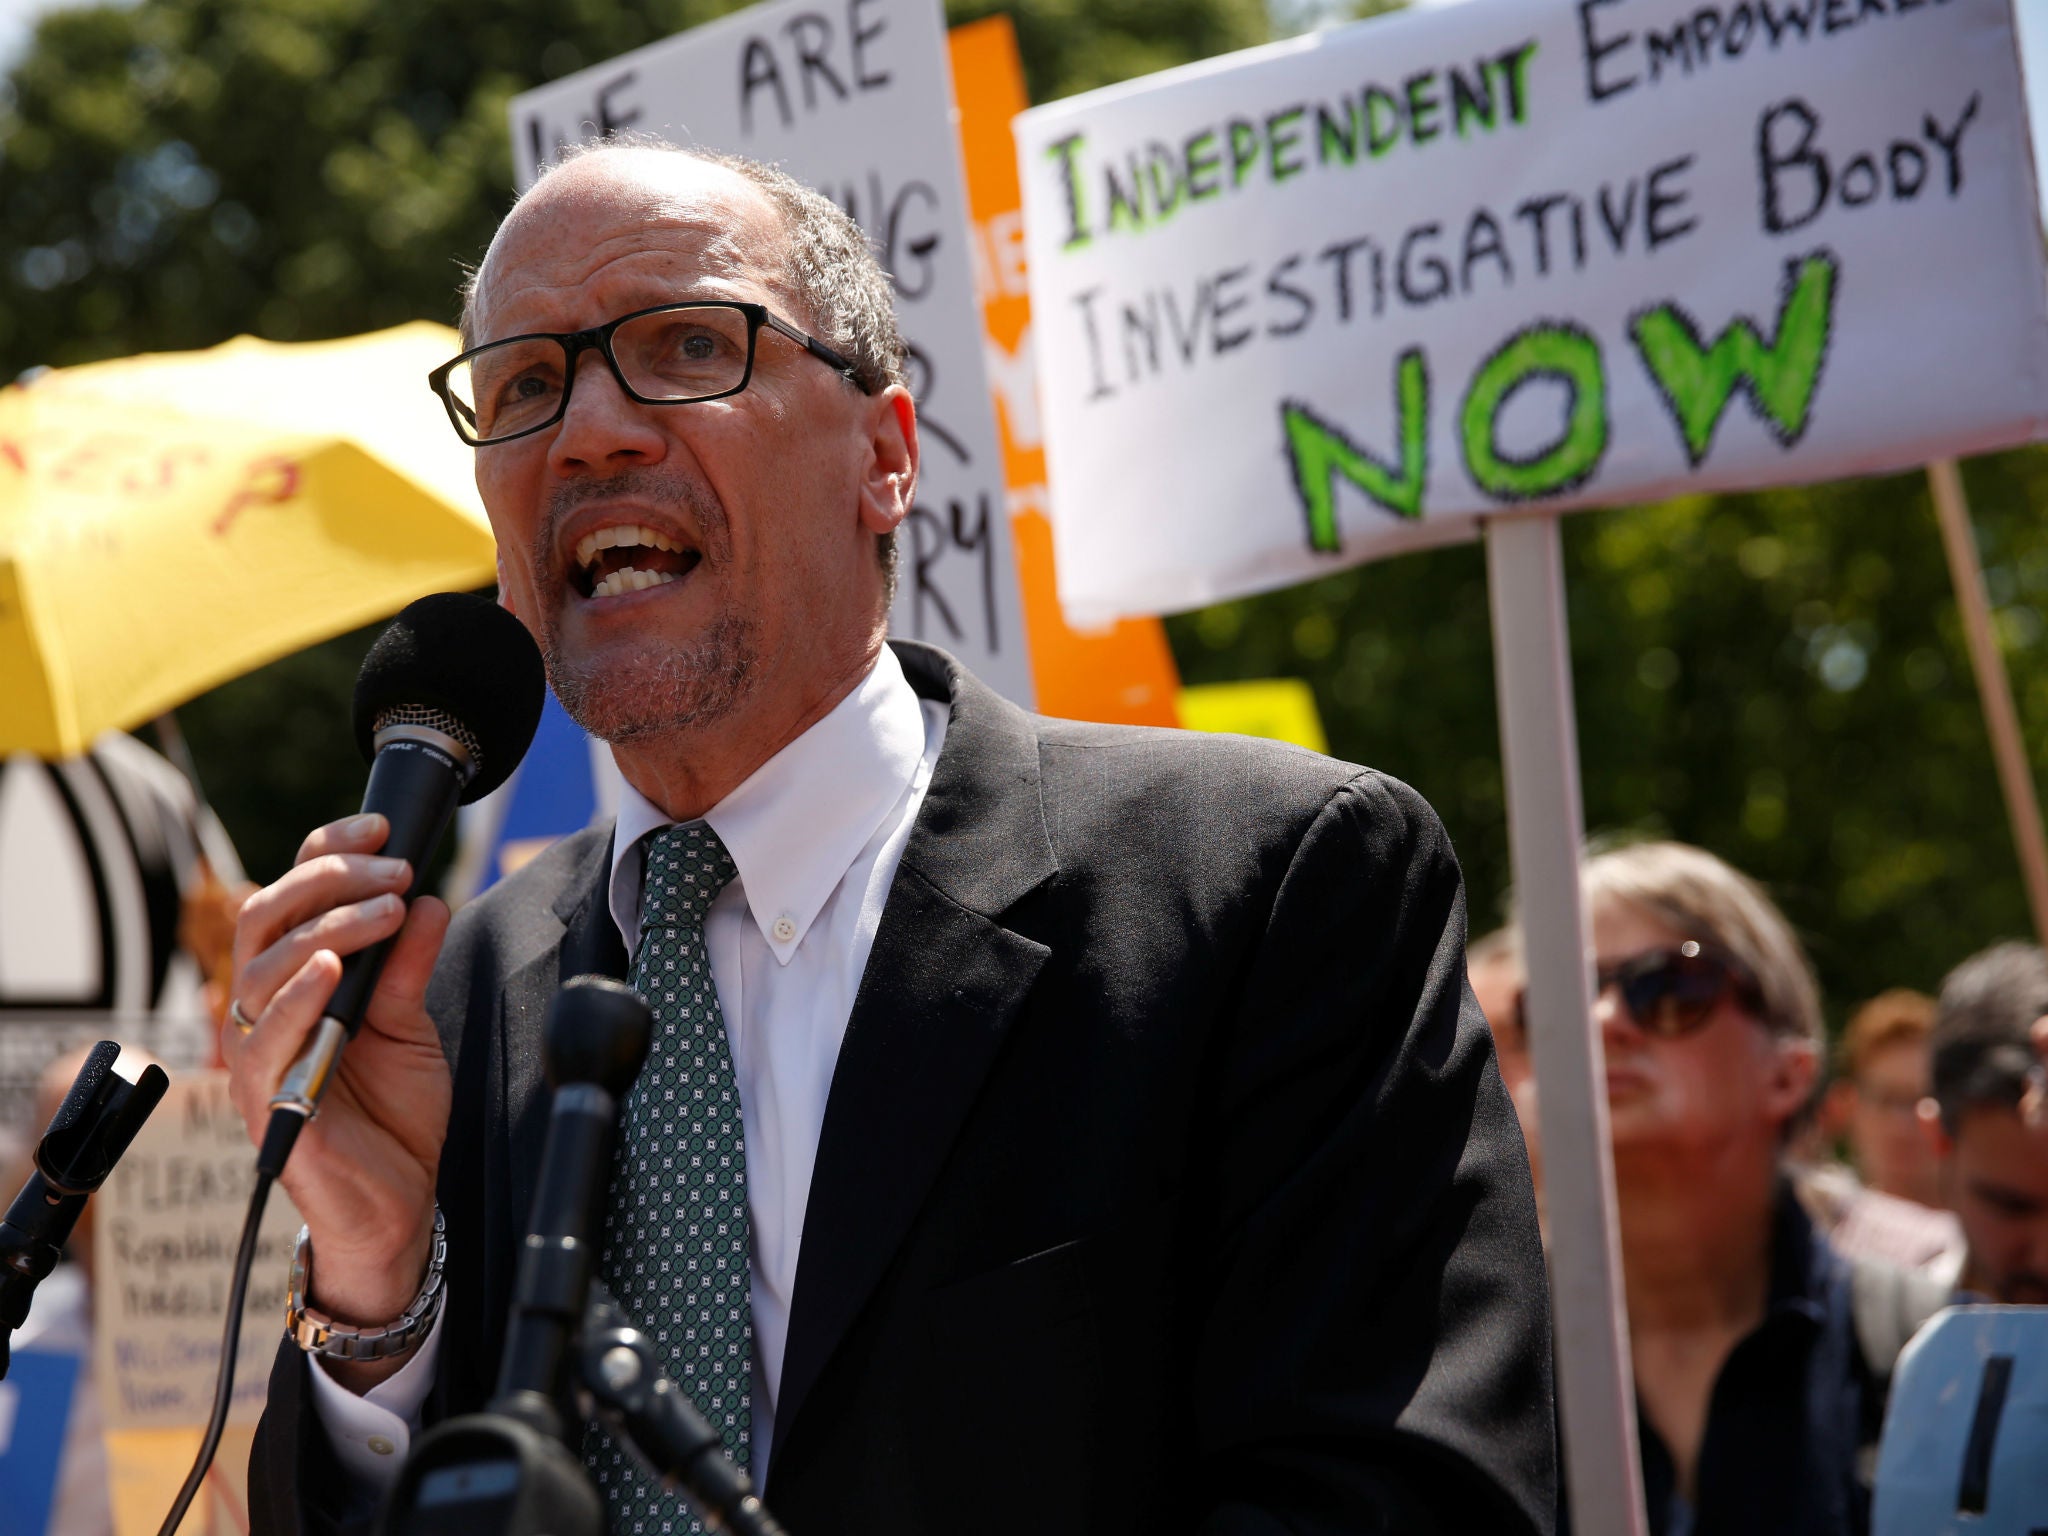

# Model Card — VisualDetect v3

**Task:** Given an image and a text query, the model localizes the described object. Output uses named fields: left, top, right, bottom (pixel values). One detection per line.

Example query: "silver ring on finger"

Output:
left=229, top=997, right=257, bottom=1036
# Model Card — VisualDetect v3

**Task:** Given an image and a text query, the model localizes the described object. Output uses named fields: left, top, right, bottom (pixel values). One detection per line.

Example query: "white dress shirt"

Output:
left=310, top=646, right=947, bottom=1493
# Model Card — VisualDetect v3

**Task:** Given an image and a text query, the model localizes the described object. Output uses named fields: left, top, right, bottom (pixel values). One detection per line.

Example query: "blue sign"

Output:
left=465, top=689, right=609, bottom=897
left=0, top=1347, right=81, bottom=1536
left=1874, top=1306, right=2048, bottom=1535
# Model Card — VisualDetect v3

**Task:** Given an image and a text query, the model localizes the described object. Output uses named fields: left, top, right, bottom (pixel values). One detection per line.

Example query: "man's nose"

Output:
left=549, top=347, right=668, bottom=474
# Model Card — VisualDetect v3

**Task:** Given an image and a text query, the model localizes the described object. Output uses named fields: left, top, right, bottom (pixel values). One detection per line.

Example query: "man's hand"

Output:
left=222, top=812, right=453, bottom=1392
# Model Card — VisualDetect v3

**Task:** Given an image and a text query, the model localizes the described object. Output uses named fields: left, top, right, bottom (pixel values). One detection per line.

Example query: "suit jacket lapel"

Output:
left=774, top=643, right=1057, bottom=1463
left=498, top=829, right=627, bottom=1243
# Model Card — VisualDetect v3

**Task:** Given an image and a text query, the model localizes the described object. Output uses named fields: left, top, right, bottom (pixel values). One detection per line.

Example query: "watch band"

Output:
left=286, top=1205, right=447, bottom=1362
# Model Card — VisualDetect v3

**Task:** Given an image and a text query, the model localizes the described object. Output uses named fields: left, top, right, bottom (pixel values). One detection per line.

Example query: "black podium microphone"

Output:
left=263, top=591, right=545, bottom=1172
left=379, top=978, right=650, bottom=1536
left=0, top=1041, right=168, bottom=1378
left=493, top=975, right=652, bottom=1427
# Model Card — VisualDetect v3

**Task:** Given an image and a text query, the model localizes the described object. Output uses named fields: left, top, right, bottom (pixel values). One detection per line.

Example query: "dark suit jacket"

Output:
left=253, top=641, right=1556, bottom=1534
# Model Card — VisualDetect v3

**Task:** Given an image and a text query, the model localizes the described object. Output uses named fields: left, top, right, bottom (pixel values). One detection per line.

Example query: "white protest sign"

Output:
left=92, top=1071, right=299, bottom=1431
left=508, top=0, right=1035, bottom=705
left=1015, top=0, right=2048, bottom=624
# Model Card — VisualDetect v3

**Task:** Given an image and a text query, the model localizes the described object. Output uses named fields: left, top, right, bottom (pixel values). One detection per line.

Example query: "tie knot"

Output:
left=638, top=823, right=737, bottom=932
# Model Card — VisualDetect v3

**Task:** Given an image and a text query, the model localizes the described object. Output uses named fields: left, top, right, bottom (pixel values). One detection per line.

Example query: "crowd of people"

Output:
left=1472, top=839, right=2048, bottom=1535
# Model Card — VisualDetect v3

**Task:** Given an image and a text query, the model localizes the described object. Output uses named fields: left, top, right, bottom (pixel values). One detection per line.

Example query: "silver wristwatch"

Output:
left=286, top=1206, right=447, bottom=1362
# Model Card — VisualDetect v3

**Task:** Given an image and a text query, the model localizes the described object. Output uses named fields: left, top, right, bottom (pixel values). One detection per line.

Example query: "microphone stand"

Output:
left=380, top=978, right=788, bottom=1536
left=578, top=1285, right=788, bottom=1536
left=0, top=1041, right=168, bottom=1379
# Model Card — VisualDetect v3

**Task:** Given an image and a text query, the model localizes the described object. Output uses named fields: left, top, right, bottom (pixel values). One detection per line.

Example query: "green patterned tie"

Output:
left=589, top=823, right=752, bottom=1533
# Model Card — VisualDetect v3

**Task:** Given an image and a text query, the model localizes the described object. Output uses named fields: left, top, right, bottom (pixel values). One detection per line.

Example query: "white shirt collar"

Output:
left=608, top=646, right=927, bottom=965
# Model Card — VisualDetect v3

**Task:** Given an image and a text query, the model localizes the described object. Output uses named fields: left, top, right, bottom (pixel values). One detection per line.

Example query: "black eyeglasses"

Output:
left=1508, top=941, right=1765, bottom=1041
left=427, top=300, right=872, bottom=447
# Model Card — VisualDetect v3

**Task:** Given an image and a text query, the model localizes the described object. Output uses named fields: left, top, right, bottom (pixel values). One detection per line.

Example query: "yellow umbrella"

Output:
left=0, top=324, right=495, bottom=758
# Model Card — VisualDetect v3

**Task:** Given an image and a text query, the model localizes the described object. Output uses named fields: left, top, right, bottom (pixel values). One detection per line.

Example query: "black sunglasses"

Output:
left=1508, top=941, right=1765, bottom=1041
left=1596, top=942, right=1765, bottom=1038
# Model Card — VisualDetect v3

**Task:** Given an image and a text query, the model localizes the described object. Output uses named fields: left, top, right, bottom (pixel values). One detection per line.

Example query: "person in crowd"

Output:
left=1925, top=942, right=2048, bottom=1305
left=1470, top=925, right=1542, bottom=1222
left=223, top=141, right=1555, bottom=1534
left=1581, top=840, right=1919, bottom=1536
left=1828, top=991, right=1945, bottom=1207
left=1797, top=990, right=1963, bottom=1275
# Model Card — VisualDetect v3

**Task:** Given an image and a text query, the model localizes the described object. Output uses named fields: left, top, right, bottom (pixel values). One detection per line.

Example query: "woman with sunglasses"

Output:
left=1575, top=840, right=1893, bottom=1536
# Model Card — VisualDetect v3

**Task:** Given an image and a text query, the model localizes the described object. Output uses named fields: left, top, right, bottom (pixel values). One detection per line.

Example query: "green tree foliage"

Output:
left=0, top=0, right=1267, bottom=879
left=1168, top=450, right=2048, bottom=1021
left=6, top=0, right=2042, bottom=1021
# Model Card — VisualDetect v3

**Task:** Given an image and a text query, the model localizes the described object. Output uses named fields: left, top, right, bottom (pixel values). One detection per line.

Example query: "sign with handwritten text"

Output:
left=92, top=1072, right=300, bottom=1433
left=508, top=0, right=1035, bottom=704
left=1015, top=0, right=2048, bottom=622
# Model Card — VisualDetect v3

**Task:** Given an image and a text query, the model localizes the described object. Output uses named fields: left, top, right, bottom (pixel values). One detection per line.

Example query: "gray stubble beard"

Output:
left=532, top=470, right=759, bottom=744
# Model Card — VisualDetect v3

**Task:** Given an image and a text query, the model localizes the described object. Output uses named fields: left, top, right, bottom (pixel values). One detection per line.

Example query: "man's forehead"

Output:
left=475, top=151, right=791, bottom=330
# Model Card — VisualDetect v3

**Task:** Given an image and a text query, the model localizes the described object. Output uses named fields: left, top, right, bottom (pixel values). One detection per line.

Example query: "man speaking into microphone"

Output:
left=223, top=142, right=1555, bottom=1535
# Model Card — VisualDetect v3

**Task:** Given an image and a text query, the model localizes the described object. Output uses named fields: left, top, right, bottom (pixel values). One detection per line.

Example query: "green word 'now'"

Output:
left=1285, top=251, right=1837, bottom=552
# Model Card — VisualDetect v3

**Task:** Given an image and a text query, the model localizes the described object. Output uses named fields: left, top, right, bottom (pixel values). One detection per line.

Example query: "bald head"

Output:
left=464, top=141, right=906, bottom=394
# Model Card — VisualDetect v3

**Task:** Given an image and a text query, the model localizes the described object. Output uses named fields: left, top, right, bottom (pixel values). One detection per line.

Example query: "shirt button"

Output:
left=367, top=1436, right=395, bottom=1456
left=772, top=916, right=797, bottom=944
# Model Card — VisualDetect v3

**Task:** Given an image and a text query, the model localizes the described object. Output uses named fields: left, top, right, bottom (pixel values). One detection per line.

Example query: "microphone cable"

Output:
left=155, top=1110, right=302, bottom=1536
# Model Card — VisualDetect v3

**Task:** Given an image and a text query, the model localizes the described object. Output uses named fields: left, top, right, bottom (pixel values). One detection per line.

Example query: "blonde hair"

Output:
left=1582, top=840, right=1822, bottom=1055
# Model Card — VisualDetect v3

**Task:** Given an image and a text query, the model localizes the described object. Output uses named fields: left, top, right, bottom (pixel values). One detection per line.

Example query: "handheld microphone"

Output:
left=1, top=1041, right=168, bottom=1378
left=265, top=591, right=545, bottom=1168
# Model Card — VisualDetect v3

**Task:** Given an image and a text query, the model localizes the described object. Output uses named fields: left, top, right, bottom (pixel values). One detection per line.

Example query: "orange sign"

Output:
left=948, top=17, right=1181, bottom=726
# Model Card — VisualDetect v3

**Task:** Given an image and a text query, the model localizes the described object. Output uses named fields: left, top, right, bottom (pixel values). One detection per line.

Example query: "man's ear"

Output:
left=1766, top=1040, right=1820, bottom=1124
left=857, top=384, right=918, bottom=537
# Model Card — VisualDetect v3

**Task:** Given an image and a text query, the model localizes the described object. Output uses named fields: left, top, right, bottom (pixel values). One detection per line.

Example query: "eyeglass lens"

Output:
left=449, top=306, right=754, bottom=443
left=1603, top=951, right=1735, bottom=1037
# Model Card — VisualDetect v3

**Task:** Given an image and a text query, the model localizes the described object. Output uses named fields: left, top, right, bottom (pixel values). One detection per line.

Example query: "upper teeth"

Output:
left=574, top=523, right=684, bottom=569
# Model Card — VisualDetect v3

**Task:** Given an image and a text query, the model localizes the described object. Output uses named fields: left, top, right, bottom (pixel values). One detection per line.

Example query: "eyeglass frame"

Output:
left=1593, top=941, right=1767, bottom=1038
left=1506, top=940, right=1768, bottom=1043
left=426, top=299, right=874, bottom=447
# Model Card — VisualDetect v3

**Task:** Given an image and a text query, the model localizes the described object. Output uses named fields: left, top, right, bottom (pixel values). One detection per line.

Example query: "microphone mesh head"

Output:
left=370, top=704, right=484, bottom=764
left=352, top=592, right=546, bottom=803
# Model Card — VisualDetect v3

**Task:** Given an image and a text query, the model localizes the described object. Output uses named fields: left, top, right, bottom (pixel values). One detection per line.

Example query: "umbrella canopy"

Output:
left=0, top=323, right=496, bottom=758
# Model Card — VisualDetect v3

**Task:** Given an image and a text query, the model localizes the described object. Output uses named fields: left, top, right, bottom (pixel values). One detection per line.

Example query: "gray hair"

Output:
left=459, top=137, right=910, bottom=605
left=1581, top=839, right=1824, bottom=1056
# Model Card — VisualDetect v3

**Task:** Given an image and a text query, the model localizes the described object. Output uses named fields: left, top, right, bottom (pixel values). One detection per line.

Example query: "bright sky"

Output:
left=2, top=0, right=2047, bottom=218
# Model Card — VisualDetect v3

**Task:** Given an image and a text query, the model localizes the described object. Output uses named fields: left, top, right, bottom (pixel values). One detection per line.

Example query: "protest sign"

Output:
left=93, top=1070, right=299, bottom=1533
left=949, top=16, right=1183, bottom=724
left=1177, top=678, right=1329, bottom=751
left=508, top=0, right=1035, bottom=705
left=1015, top=0, right=2048, bottom=623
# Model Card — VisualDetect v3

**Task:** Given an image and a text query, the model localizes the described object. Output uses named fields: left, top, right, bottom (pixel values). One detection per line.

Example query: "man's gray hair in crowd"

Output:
left=457, top=134, right=911, bottom=604
left=1932, top=940, right=2048, bottom=1133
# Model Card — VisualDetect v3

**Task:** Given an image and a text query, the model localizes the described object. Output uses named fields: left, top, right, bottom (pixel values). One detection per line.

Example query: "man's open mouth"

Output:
left=571, top=523, right=703, bottom=599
